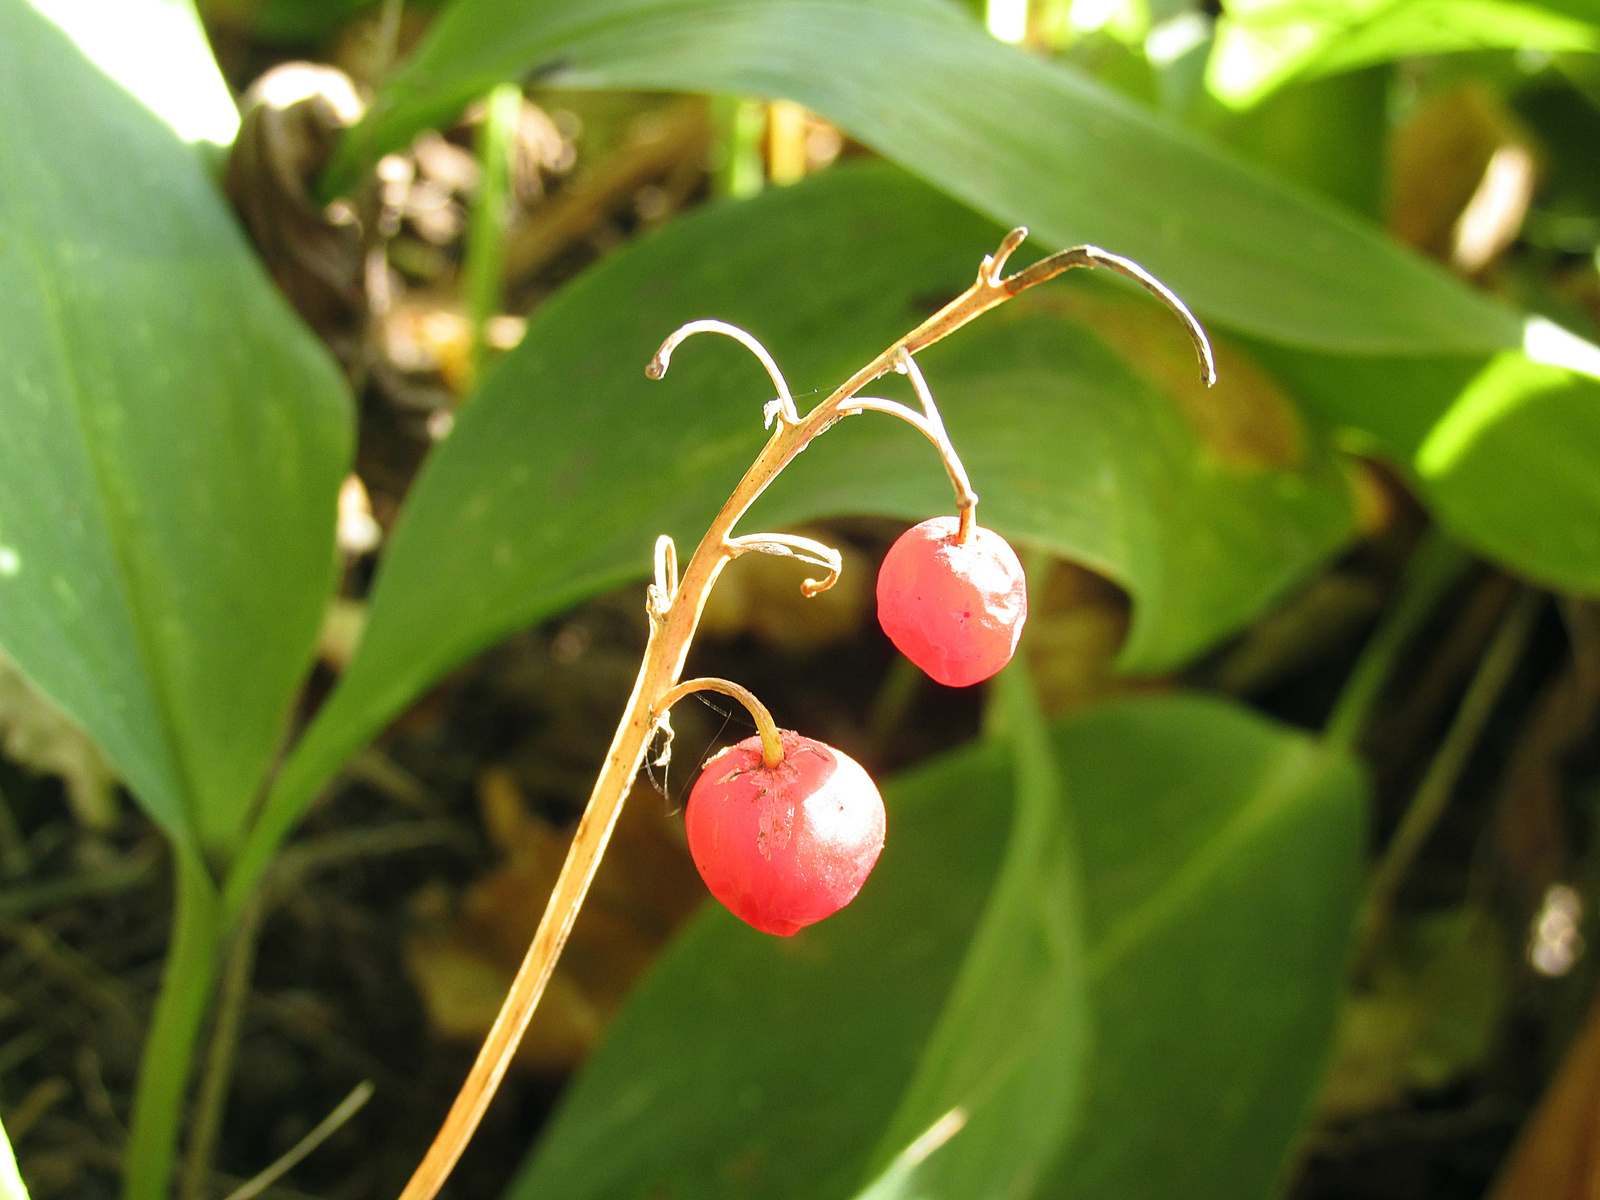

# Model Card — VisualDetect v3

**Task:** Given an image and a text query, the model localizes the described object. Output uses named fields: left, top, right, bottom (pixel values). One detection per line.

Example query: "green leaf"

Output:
left=1212, top=67, right=1388, bottom=220
left=238, top=0, right=448, bottom=45
left=244, top=0, right=381, bottom=43
left=237, top=164, right=1355, bottom=903
left=1252, top=317, right=1600, bottom=594
left=859, top=660, right=1089, bottom=1198
left=0, top=1112, right=29, bottom=1200
left=1210, top=0, right=1600, bottom=108
left=327, top=0, right=1519, bottom=355
left=0, top=0, right=353, bottom=853
left=506, top=693, right=1365, bottom=1200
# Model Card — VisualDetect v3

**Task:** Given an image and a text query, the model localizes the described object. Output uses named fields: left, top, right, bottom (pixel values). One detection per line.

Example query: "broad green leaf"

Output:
left=1252, top=316, right=1600, bottom=593
left=860, top=661, right=1089, bottom=1198
left=327, top=0, right=1520, bottom=355
left=507, top=693, right=1365, bottom=1200
left=237, top=164, right=1355, bottom=901
left=0, top=1113, right=28, bottom=1200
left=1209, top=0, right=1600, bottom=108
left=0, top=0, right=352, bottom=852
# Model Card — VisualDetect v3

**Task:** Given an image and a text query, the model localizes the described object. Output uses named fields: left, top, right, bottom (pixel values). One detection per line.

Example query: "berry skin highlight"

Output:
left=876, top=516, right=1027, bottom=687
left=685, top=731, right=886, bottom=936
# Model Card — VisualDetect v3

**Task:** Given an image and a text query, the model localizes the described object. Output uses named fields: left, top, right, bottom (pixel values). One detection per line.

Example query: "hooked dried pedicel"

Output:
left=684, top=731, right=886, bottom=936
left=876, top=516, right=1027, bottom=687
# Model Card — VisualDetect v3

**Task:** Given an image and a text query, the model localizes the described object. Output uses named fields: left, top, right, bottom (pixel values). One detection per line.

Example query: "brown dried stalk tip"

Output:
left=647, top=318, right=799, bottom=424
left=979, top=227, right=1217, bottom=387
left=396, top=230, right=1213, bottom=1200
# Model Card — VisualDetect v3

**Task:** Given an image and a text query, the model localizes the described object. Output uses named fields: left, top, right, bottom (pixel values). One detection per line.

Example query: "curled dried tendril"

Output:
left=647, top=534, right=679, bottom=620
left=647, top=319, right=799, bottom=427
left=649, top=710, right=674, bottom=770
left=971, top=231, right=1216, bottom=387
left=726, top=533, right=844, bottom=598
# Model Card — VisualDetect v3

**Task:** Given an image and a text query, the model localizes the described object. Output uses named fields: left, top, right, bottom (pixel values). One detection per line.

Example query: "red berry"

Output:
left=876, top=517, right=1027, bottom=687
left=684, top=731, right=885, bottom=937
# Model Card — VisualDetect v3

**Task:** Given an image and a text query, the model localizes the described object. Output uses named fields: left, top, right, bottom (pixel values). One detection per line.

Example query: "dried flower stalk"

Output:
left=397, top=229, right=1213, bottom=1200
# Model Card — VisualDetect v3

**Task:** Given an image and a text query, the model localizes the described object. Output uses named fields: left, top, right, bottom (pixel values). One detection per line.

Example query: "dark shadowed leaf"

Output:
left=507, top=693, right=1364, bottom=1200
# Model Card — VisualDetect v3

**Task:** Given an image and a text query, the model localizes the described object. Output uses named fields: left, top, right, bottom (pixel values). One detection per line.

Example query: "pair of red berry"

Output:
left=685, top=517, right=1027, bottom=935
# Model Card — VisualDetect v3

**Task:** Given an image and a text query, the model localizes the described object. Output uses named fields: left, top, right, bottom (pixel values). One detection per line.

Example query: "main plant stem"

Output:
left=124, top=850, right=224, bottom=1200
left=397, top=230, right=1213, bottom=1200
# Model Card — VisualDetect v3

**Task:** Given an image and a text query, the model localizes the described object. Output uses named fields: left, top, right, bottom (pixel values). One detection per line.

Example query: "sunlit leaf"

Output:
left=507, top=693, right=1365, bottom=1200
left=238, top=165, right=1355, bottom=895
left=0, top=0, right=352, bottom=852
left=1210, top=0, right=1600, bottom=109
left=0, top=1111, right=28, bottom=1200
left=1254, top=316, right=1600, bottom=594
left=326, top=0, right=1519, bottom=354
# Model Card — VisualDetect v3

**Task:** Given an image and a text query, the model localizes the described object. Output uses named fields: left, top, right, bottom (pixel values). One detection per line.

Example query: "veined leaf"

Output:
left=507, top=693, right=1365, bottom=1200
left=858, top=660, right=1090, bottom=1200
left=237, top=164, right=1355, bottom=901
left=1210, top=0, right=1599, bottom=109
left=326, top=0, right=1519, bottom=355
left=0, top=0, right=352, bottom=852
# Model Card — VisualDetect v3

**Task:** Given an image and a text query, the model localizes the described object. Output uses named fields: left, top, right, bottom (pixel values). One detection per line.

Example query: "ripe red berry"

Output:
left=876, top=516, right=1027, bottom=687
left=684, top=731, right=885, bottom=937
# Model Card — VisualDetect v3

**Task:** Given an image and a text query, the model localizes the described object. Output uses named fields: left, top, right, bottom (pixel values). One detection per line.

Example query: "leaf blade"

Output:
left=1210, top=0, right=1600, bottom=109
left=508, top=693, right=1365, bottom=1200
left=330, top=0, right=1520, bottom=354
left=0, top=1110, right=29, bottom=1200
left=0, top=0, right=353, bottom=851
left=858, top=659, right=1091, bottom=1199
left=1252, top=318, right=1600, bottom=595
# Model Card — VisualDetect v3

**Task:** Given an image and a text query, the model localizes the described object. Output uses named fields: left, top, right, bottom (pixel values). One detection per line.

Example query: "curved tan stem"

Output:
left=396, top=230, right=1211, bottom=1200
left=894, top=229, right=1215, bottom=387
left=845, top=396, right=979, bottom=524
left=998, top=241, right=1216, bottom=386
left=895, top=349, right=979, bottom=540
left=656, top=677, right=784, bottom=768
left=647, top=318, right=799, bottom=425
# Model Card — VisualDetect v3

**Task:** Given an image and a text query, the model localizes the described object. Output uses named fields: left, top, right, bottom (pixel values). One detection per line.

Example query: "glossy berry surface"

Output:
left=685, top=732, right=886, bottom=937
left=876, top=516, right=1027, bottom=687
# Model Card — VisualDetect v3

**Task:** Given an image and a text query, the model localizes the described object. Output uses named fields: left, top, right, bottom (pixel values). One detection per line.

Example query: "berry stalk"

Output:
left=657, top=676, right=785, bottom=768
left=396, top=229, right=1213, bottom=1200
